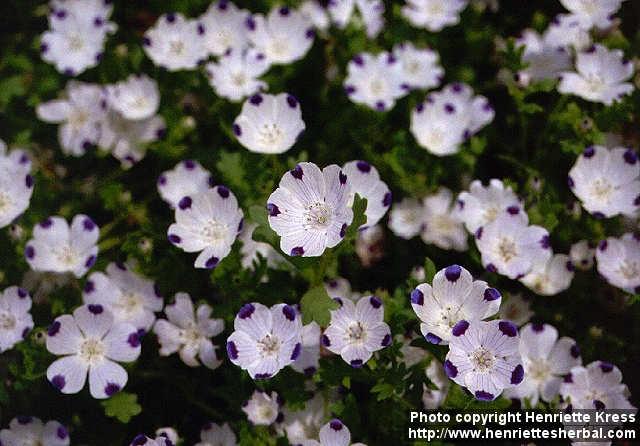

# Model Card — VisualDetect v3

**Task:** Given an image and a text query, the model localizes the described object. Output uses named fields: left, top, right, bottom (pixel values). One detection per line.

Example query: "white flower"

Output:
left=342, top=160, right=391, bottom=228
left=570, top=240, right=595, bottom=270
left=196, top=422, right=237, bottom=446
left=157, top=160, right=213, bottom=209
left=0, top=142, right=34, bottom=228
left=167, top=185, right=244, bottom=269
left=393, top=42, right=444, bottom=91
left=36, top=81, right=107, bottom=156
left=242, top=390, right=281, bottom=425
left=410, top=265, right=501, bottom=345
left=475, top=211, right=551, bottom=279
left=154, top=292, right=224, bottom=370
left=558, top=45, right=634, bottom=105
left=226, top=303, right=303, bottom=379
left=402, top=0, right=469, bottom=32
left=46, top=304, right=141, bottom=399
left=106, top=74, right=160, bottom=121
left=329, top=0, right=385, bottom=38
left=422, top=359, right=450, bottom=409
left=205, top=48, right=270, bottom=102
left=388, top=198, right=423, bottom=239
left=568, top=145, right=640, bottom=218
left=0, top=416, right=69, bottom=446
left=595, top=233, right=640, bottom=292
left=559, top=0, right=625, bottom=29
left=560, top=361, right=635, bottom=410
left=0, top=287, right=34, bottom=353
left=343, top=52, right=405, bottom=112
left=421, top=188, right=468, bottom=251
left=301, top=1, right=330, bottom=32
left=199, top=0, right=250, bottom=56
left=303, top=419, right=367, bottom=446
left=25, top=215, right=99, bottom=278
left=83, top=262, right=163, bottom=333
left=543, top=14, right=591, bottom=51
left=498, top=293, right=534, bottom=327
left=444, top=319, right=524, bottom=401
left=143, top=13, right=207, bottom=71
left=325, top=277, right=361, bottom=302
left=322, top=295, right=391, bottom=367
left=41, top=0, right=116, bottom=76
left=355, top=224, right=385, bottom=267
left=504, top=323, right=581, bottom=406
left=128, top=434, right=173, bottom=446
left=98, top=111, right=166, bottom=168
left=155, top=428, right=179, bottom=445
left=282, top=393, right=325, bottom=443
left=291, top=321, right=321, bottom=375
left=410, top=83, right=494, bottom=156
left=455, top=179, right=522, bottom=234
left=267, top=162, right=353, bottom=257
left=239, top=223, right=285, bottom=270
left=246, top=6, right=315, bottom=65
left=515, top=30, right=571, bottom=84
left=520, top=254, right=575, bottom=296
left=232, top=93, right=305, bottom=154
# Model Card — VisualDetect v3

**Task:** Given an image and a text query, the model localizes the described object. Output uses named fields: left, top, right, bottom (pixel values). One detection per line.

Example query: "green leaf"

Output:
left=371, top=381, right=395, bottom=401
left=101, top=392, right=142, bottom=423
left=299, top=285, right=339, bottom=326
left=345, top=194, right=367, bottom=241
left=424, top=257, right=437, bottom=283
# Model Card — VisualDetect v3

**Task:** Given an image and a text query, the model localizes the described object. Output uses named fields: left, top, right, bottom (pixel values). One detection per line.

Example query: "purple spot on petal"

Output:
left=353, top=55, right=364, bottom=66
left=286, top=95, right=298, bottom=108
left=246, top=16, right=256, bottom=30
left=444, top=103, right=455, bottom=114
left=381, top=334, right=391, bottom=346
left=282, top=304, right=296, bottom=321
left=291, top=165, right=304, bottom=180
left=178, top=196, right=192, bottom=210
left=506, top=206, right=520, bottom=215
left=26, top=175, right=33, bottom=188
left=483, top=288, right=501, bottom=301
left=475, top=227, right=483, bottom=240
left=598, top=240, right=608, bottom=251
left=104, top=382, right=120, bottom=396
left=410, top=289, right=424, bottom=305
left=583, top=146, right=595, bottom=158
left=452, top=320, right=469, bottom=336
left=85, top=255, right=96, bottom=268
left=599, top=361, right=613, bottom=373
left=593, top=400, right=605, bottom=410
left=57, top=426, right=68, bottom=439
left=567, top=176, right=574, bottom=188
left=532, top=322, right=544, bottom=332
left=540, top=235, right=551, bottom=249
left=624, top=149, right=638, bottom=164
left=238, top=303, right=255, bottom=319
left=232, top=123, right=242, bottom=136
left=340, top=223, right=347, bottom=238
left=570, top=344, right=580, bottom=358
left=279, top=6, right=290, bottom=15
left=375, top=101, right=385, bottom=111
left=356, top=160, right=371, bottom=173
left=127, top=332, right=140, bottom=348
left=291, top=246, right=304, bottom=256
left=511, top=364, right=524, bottom=384
left=383, top=191, right=392, bottom=207
left=205, top=257, right=219, bottom=269
left=350, top=359, right=363, bottom=368
left=168, top=234, right=181, bottom=244
left=88, top=304, right=103, bottom=314
left=25, top=245, right=35, bottom=259
left=51, top=374, right=65, bottom=390
left=330, top=419, right=343, bottom=431
left=83, top=217, right=96, bottom=231
left=267, top=203, right=280, bottom=217
left=339, top=171, right=347, bottom=184
left=564, top=373, right=573, bottom=383
left=48, top=321, right=61, bottom=336
left=475, top=390, right=494, bottom=401
left=425, top=332, right=441, bottom=344
left=369, top=296, right=382, bottom=308
left=249, top=93, right=263, bottom=105
left=290, top=342, right=301, bottom=360
left=444, top=265, right=462, bottom=282
left=166, top=12, right=176, bottom=23
left=499, top=321, right=518, bottom=337
left=217, top=185, right=230, bottom=198
left=321, top=334, right=331, bottom=347
left=226, top=341, right=238, bottom=359
left=444, top=359, right=457, bottom=378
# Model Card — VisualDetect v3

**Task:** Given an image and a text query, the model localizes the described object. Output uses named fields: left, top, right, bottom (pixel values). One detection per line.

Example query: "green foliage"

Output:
left=101, top=392, right=142, bottom=424
left=299, top=285, right=338, bottom=326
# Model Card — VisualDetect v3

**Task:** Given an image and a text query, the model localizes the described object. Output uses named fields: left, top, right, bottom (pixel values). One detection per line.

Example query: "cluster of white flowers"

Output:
left=402, top=0, right=469, bottom=32
left=40, top=0, right=117, bottom=75
left=1, top=416, right=70, bottom=446
left=344, top=44, right=444, bottom=112
left=36, top=77, right=165, bottom=167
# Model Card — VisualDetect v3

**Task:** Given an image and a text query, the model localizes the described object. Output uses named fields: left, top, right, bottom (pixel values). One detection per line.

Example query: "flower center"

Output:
left=268, top=39, right=289, bottom=58
left=231, top=72, right=247, bottom=87
left=68, top=33, right=84, bottom=51
left=179, top=322, right=202, bottom=346
left=439, top=305, right=462, bottom=328
left=483, top=206, right=498, bottom=223
left=201, top=220, right=228, bottom=244
left=428, top=3, right=444, bottom=15
left=116, top=292, right=143, bottom=315
left=0, top=312, right=16, bottom=330
left=469, top=346, right=495, bottom=372
left=257, top=123, right=284, bottom=147
left=0, top=191, right=12, bottom=213
left=69, top=109, right=89, bottom=129
left=618, top=260, right=640, bottom=280
left=585, top=74, right=605, bottom=93
left=55, top=246, right=80, bottom=267
left=590, top=178, right=613, bottom=202
left=258, top=405, right=275, bottom=421
left=496, top=237, right=518, bottom=263
left=346, top=322, right=366, bottom=343
left=169, top=40, right=185, bottom=56
left=79, top=338, right=105, bottom=364
left=528, top=359, right=551, bottom=382
left=257, top=333, right=280, bottom=357
left=303, top=202, right=332, bottom=230
left=369, top=78, right=386, bottom=96
left=405, top=60, right=421, bottom=75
